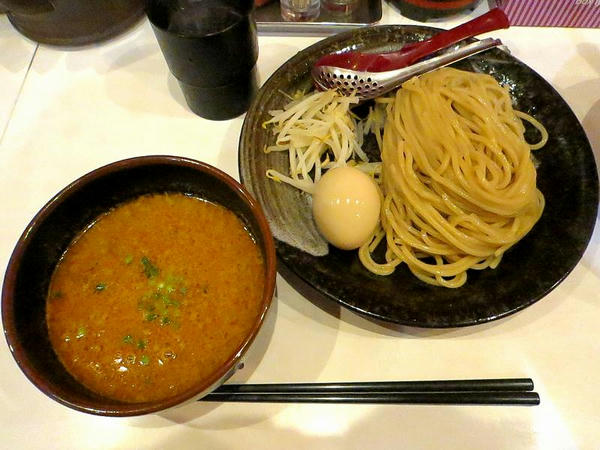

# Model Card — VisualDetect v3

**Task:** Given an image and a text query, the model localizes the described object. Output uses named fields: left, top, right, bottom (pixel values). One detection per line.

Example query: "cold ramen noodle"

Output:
left=264, top=68, right=548, bottom=288
left=46, top=193, right=265, bottom=403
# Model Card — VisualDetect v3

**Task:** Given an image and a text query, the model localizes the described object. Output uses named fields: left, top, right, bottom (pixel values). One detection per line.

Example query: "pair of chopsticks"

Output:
left=201, top=378, right=540, bottom=406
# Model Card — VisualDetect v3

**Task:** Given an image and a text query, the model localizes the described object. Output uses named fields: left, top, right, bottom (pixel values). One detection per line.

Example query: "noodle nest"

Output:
left=359, top=68, right=548, bottom=288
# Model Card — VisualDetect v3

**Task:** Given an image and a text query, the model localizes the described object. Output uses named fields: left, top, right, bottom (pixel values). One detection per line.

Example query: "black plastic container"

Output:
left=178, top=66, right=259, bottom=120
left=147, top=0, right=258, bottom=120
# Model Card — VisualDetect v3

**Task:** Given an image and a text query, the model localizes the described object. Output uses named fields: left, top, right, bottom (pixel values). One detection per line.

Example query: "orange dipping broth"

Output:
left=46, top=193, right=265, bottom=403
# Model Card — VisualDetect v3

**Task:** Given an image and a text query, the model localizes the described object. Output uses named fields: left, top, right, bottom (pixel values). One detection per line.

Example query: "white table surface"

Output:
left=1, top=2, right=600, bottom=449
left=0, top=15, right=36, bottom=144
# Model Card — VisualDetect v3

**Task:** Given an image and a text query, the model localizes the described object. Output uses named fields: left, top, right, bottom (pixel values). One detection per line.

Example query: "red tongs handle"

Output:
left=314, top=8, right=510, bottom=73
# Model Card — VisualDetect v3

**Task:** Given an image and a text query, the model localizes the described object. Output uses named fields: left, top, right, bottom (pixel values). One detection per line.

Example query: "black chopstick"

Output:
left=199, top=378, right=540, bottom=406
left=202, top=391, right=540, bottom=405
left=212, top=378, right=534, bottom=393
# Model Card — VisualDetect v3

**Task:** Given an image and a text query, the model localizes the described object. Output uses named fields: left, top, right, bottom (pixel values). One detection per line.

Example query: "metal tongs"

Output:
left=312, top=8, right=510, bottom=101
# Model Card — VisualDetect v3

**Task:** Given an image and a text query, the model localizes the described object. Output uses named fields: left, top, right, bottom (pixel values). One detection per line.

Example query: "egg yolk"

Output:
left=312, top=166, right=381, bottom=250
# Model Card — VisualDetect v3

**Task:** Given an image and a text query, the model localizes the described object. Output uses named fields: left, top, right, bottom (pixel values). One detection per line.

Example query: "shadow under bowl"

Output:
left=2, top=155, right=277, bottom=416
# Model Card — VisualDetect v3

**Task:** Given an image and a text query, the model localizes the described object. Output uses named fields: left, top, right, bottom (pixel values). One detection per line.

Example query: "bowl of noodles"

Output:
left=239, top=25, right=599, bottom=327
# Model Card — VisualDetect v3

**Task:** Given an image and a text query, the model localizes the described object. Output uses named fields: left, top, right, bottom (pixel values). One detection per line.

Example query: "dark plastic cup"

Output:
left=178, top=66, right=259, bottom=120
left=147, top=0, right=258, bottom=120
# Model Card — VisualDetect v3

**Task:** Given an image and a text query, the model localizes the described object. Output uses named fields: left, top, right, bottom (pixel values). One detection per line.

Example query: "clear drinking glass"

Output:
left=280, top=0, right=320, bottom=21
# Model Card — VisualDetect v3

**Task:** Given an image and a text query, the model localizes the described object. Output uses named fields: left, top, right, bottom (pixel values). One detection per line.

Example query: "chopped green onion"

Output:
left=145, top=312, right=159, bottom=322
left=76, top=326, right=86, bottom=339
left=136, top=266, right=186, bottom=327
left=162, top=296, right=179, bottom=307
left=123, top=335, right=134, bottom=344
left=95, top=283, right=106, bottom=292
left=141, top=256, right=159, bottom=279
left=137, top=339, right=147, bottom=350
left=139, top=355, right=150, bottom=366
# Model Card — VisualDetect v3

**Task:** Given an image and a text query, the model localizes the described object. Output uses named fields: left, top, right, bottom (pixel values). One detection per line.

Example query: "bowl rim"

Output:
left=1, top=155, right=277, bottom=416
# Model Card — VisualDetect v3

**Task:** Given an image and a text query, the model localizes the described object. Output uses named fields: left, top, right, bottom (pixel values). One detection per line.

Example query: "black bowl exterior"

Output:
left=392, top=0, right=481, bottom=21
left=2, top=155, right=276, bottom=416
left=239, top=25, right=599, bottom=328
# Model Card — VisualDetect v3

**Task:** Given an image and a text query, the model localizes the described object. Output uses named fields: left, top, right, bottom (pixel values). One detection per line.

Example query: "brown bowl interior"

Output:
left=2, top=155, right=276, bottom=416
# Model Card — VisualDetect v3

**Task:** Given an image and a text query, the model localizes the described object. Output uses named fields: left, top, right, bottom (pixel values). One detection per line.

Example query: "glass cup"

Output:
left=280, top=0, right=320, bottom=21
left=147, top=0, right=259, bottom=120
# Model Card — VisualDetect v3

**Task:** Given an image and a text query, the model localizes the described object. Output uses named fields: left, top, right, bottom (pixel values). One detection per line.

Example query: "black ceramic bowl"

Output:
left=392, top=0, right=482, bottom=21
left=239, top=24, right=598, bottom=327
left=2, top=155, right=277, bottom=416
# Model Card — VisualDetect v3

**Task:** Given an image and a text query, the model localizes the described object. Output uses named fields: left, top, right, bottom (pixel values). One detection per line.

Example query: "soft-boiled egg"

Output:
left=312, top=166, right=381, bottom=250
